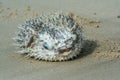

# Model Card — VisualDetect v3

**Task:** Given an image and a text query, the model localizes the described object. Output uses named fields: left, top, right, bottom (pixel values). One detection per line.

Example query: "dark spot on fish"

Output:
left=58, top=47, right=72, bottom=53
left=27, top=35, right=34, bottom=48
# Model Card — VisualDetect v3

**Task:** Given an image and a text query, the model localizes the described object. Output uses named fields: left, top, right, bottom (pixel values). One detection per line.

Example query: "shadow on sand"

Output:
left=76, top=40, right=97, bottom=60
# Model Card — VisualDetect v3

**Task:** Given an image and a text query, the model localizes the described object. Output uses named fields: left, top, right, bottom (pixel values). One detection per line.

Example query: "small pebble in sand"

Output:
left=0, top=8, right=4, bottom=13
left=117, top=50, right=120, bottom=52
left=96, top=25, right=99, bottom=28
left=117, top=15, right=120, bottom=18
left=26, top=5, right=31, bottom=11
left=7, top=8, right=10, bottom=10
left=93, top=13, right=97, bottom=15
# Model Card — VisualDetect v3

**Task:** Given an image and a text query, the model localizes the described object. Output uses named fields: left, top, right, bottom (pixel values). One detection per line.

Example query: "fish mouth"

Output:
left=58, top=47, right=73, bottom=56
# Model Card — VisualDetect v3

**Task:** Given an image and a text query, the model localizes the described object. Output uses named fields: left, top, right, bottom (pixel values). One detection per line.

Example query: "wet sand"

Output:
left=0, top=0, right=120, bottom=80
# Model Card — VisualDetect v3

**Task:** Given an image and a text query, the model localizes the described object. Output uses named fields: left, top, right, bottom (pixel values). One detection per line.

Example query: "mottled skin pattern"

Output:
left=14, top=12, right=83, bottom=61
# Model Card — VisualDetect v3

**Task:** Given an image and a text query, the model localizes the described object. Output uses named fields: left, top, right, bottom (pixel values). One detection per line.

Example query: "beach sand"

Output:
left=0, top=0, right=120, bottom=80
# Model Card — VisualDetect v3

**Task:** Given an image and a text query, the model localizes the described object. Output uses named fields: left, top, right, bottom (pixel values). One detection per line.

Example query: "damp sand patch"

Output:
left=92, top=40, right=120, bottom=59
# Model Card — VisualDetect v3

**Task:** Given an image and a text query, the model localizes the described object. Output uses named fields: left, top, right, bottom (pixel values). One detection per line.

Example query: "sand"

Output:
left=0, top=0, right=120, bottom=80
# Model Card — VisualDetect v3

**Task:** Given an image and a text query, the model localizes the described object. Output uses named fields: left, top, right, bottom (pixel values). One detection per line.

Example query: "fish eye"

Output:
left=43, top=42, right=49, bottom=49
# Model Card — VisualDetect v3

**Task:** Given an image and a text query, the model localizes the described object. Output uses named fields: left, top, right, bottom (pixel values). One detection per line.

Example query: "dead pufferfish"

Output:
left=14, top=12, right=83, bottom=61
